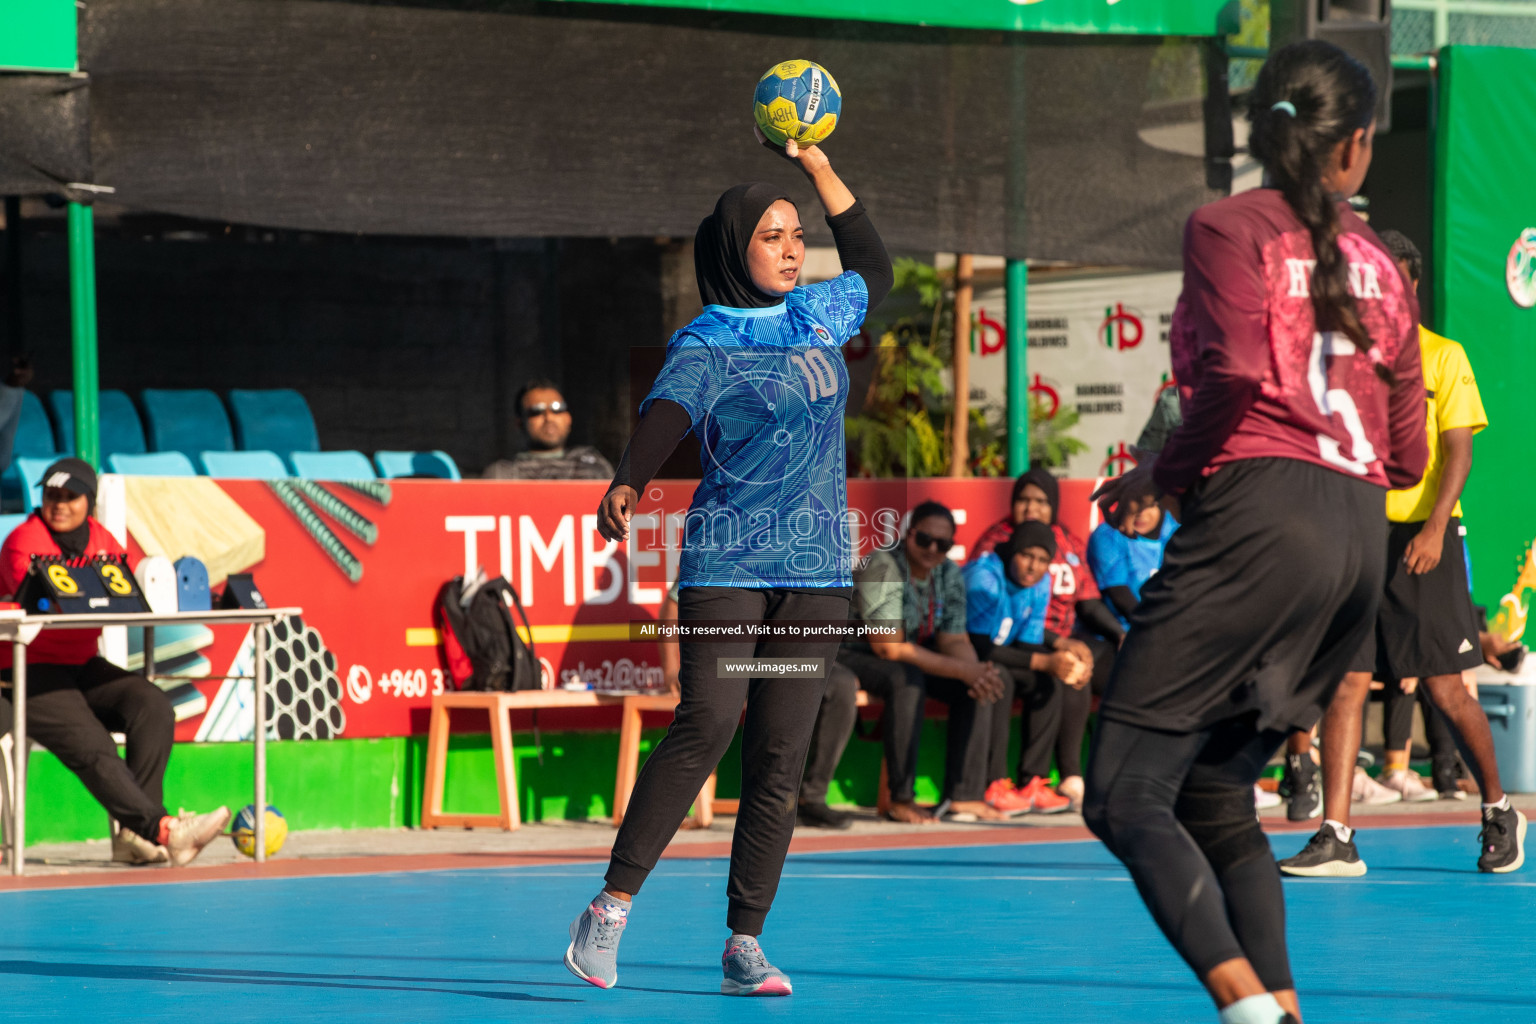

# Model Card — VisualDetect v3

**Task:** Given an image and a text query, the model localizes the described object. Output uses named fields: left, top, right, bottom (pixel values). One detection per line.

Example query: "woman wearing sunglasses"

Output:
left=835, top=501, right=1009, bottom=823
left=565, top=130, right=892, bottom=997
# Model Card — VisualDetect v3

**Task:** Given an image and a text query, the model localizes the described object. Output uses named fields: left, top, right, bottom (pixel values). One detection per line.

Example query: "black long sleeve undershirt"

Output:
left=827, top=200, right=893, bottom=310
left=1104, top=586, right=1139, bottom=622
left=607, top=398, right=691, bottom=496
left=1074, top=598, right=1125, bottom=644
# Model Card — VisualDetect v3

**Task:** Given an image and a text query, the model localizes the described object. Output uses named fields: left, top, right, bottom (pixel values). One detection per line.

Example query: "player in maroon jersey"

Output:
left=1083, top=41, right=1427, bottom=1024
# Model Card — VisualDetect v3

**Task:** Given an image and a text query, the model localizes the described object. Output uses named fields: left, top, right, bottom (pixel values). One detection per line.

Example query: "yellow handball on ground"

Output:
left=753, top=60, right=841, bottom=148
left=231, top=804, right=289, bottom=858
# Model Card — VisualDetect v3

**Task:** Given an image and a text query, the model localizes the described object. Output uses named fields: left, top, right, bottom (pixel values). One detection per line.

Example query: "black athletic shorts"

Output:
left=1349, top=517, right=1483, bottom=679
left=1098, top=458, right=1386, bottom=735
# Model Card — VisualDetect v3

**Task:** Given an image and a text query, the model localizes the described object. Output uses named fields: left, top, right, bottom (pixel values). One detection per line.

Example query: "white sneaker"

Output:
left=111, top=828, right=170, bottom=865
left=165, top=806, right=231, bottom=867
left=1254, top=785, right=1282, bottom=810
left=1352, top=767, right=1403, bottom=805
left=1379, top=769, right=1438, bottom=803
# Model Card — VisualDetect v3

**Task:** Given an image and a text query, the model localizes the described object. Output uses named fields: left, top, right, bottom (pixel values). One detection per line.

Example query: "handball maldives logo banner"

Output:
left=970, top=271, right=1179, bottom=479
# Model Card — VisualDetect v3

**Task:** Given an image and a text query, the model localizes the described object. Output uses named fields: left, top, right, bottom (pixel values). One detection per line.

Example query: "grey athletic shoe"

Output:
left=1278, top=826, right=1367, bottom=877
left=720, top=935, right=792, bottom=996
left=1477, top=805, right=1527, bottom=874
left=564, top=896, right=628, bottom=989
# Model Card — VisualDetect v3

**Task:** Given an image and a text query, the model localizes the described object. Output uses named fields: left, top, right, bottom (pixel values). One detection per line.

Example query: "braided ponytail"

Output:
left=1248, top=41, right=1388, bottom=382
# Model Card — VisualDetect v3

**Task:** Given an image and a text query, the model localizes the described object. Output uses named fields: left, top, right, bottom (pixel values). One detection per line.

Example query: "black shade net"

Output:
left=4, top=0, right=1220, bottom=264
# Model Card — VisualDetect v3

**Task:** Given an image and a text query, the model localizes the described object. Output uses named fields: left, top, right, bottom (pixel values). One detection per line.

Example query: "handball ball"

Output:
left=231, top=804, right=288, bottom=858
left=753, top=60, right=841, bottom=148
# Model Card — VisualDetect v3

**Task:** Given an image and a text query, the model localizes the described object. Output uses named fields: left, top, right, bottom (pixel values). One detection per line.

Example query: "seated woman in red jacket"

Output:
left=0, top=458, right=229, bottom=866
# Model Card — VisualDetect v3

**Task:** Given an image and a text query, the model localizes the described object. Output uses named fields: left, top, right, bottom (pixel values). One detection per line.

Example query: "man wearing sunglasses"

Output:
left=484, top=378, right=615, bottom=480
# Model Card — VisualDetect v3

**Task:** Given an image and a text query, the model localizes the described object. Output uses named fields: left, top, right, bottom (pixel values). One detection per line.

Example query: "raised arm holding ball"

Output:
left=571, top=77, right=892, bottom=998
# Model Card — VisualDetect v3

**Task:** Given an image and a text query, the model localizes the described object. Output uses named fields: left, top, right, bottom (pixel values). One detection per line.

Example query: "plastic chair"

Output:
left=198, top=450, right=290, bottom=479
left=139, top=389, right=235, bottom=460
left=288, top=450, right=377, bottom=480
left=106, top=451, right=197, bottom=477
left=373, top=450, right=461, bottom=480
left=48, top=390, right=149, bottom=458
left=9, top=456, right=60, bottom=512
left=14, top=392, right=57, bottom=458
left=226, top=389, right=320, bottom=454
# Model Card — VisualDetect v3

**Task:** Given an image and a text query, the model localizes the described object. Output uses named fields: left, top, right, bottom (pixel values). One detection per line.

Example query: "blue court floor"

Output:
left=1, top=825, right=1531, bottom=1023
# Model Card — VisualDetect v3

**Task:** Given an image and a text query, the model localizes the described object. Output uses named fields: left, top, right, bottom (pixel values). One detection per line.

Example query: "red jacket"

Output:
left=0, top=514, right=136, bottom=666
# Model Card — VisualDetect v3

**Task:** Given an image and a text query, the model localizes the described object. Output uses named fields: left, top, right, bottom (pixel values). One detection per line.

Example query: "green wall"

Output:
left=20, top=720, right=972, bottom=846
left=1433, top=46, right=1536, bottom=609
left=0, top=0, right=77, bottom=72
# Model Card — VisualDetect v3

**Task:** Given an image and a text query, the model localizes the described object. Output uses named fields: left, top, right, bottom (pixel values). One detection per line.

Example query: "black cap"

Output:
left=40, top=458, right=98, bottom=503
left=1001, top=520, right=1057, bottom=562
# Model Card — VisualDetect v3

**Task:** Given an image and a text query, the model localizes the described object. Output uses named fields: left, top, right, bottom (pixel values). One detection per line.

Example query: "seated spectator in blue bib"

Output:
left=963, top=521, right=1083, bottom=816
left=1087, top=484, right=1178, bottom=631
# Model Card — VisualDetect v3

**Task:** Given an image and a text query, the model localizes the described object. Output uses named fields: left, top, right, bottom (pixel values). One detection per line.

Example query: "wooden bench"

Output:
left=421, top=688, right=881, bottom=832
left=420, top=689, right=716, bottom=831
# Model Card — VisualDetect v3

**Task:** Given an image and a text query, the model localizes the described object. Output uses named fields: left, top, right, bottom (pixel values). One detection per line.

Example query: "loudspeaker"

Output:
left=1271, top=0, right=1393, bottom=132
left=220, top=573, right=268, bottom=609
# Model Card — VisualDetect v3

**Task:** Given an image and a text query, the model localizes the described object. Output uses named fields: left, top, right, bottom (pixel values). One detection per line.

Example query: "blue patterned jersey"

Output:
left=961, top=552, right=1050, bottom=647
left=1087, top=513, right=1178, bottom=629
left=643, top=271, right=869, bottom=588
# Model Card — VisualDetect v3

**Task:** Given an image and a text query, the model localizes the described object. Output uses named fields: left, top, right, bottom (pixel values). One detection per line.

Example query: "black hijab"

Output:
left=694, top=182, right=794, bottom=309
left=1012, top=466, right=1061, bottom=525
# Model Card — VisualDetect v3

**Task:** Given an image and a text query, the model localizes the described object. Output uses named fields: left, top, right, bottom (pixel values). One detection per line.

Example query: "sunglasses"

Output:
left=522, top=401, right=569, bottom=418
left=42, top=487, right=82, bottom=504
left=912, top=530, right=954, bottom=553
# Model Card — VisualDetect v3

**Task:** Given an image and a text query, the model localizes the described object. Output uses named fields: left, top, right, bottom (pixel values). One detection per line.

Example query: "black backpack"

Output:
left=435, top=573, right=542, bottom=691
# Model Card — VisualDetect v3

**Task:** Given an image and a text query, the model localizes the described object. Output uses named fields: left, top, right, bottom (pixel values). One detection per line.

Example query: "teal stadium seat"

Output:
left=139, top=389, right=234, bottom=461
left=9, top=456, right=60, bottom=512
left=107, top=451, right=198, bottom=477
left=15, top=392, right=60, bottom=458
left=198, top=450, right=290, bottom=479
left=0, top=512, right=27, bottom=544
left=373, top=450, right=461, bottom=480
left=226, top=389, right=320, bottom=453
left=48, top=390, right=149, bottom=458
left=288, top=450, right=377, bottom=480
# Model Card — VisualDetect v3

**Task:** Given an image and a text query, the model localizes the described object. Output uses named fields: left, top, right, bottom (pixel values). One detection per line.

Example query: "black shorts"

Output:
left=1349, top=517, right=1483, bottom=679
left=1099, top=458, right=1386, bottom=735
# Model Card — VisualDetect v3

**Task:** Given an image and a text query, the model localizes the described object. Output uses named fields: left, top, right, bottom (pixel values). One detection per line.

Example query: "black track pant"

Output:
left=983, top=644, right=1061, bottom=783
left=12, top=658, right=174, bottom=842
left=1383, top=680, right=1457, bottom=756
left=606, top=587, right=849, bottom=935
left=798, top=660, right=860, bottom=805
left=1085, top=715, right=1293, bottom=992
left=1056, top=635, right=1116, bottom=779
left=834, top=648, right=999, bottom=804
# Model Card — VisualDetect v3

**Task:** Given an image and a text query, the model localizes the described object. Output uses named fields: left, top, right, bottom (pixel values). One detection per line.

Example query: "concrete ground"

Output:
left=9, top=789, right=1531, bottom=883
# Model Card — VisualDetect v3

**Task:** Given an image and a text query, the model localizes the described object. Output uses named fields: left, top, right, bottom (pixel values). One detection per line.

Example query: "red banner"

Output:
left=125, top=477, right=1100, bottom=741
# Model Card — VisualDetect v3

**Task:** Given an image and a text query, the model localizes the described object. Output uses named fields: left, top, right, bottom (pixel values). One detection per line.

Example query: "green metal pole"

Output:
left=1005, top=259, right=1029, bottom=475
left=67, top=202, right=100, bottom=469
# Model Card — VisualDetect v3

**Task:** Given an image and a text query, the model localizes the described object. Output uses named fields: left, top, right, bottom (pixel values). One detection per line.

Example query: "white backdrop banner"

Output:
left=970, top=271, right=1181, bottom=478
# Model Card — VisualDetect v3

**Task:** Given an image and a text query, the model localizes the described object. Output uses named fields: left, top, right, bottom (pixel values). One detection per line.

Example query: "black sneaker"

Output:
left=1278, top=826, right=1367, bottom=877
left=1477, top=804, right=1527, bottom=873
left=1281, top=754, right=1322, bottom=822
left=796, top=801, right=853, bottom=830
left=1432, top=755, right=1467, bottom=801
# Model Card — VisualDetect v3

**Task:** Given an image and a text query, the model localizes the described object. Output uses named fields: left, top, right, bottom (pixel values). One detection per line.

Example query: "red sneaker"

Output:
left=1018, top=776, right=1071, bottom=814
left=984, top=778, right=1033, bottom=817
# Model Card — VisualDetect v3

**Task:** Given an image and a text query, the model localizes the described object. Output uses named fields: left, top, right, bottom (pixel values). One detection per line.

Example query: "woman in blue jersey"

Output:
left=563, top=134, right=892, bottom=997
left=1086, top=490, right=1178, bottom=631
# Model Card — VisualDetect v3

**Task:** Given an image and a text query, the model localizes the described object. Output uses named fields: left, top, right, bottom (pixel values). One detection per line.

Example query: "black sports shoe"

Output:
left=796, top=801, right=853, bottom=830
left=1278, top=826, right=1367, bottom=877
left=1281, top=754, right=1322, bottom=822
left=1432, top=754, right=1467, bottom=801
left=1477, top=804, right=1527, bottom=873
